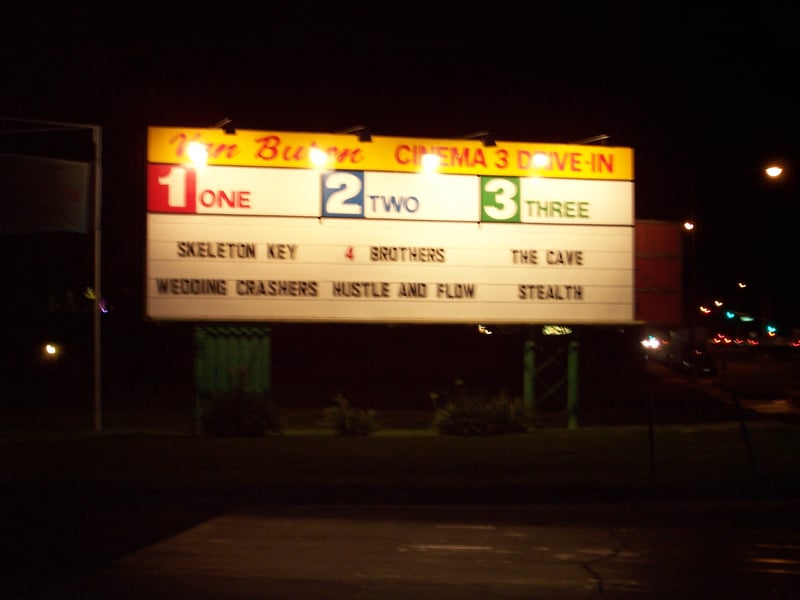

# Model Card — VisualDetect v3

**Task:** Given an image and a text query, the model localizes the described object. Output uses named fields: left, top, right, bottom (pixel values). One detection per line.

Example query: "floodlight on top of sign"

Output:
left=532, top=152, right=550, bottom=169
left=187, top=142, right=209, bottom=166
left=421, top=153, right=441, bottom=172
left=310, top=147, right=329, bottom=168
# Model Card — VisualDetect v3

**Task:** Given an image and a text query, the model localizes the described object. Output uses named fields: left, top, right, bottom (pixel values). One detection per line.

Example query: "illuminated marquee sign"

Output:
left=146, top=126, right=635, bottom=324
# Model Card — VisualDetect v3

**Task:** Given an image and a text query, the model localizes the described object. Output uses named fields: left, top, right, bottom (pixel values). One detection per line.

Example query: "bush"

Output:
left=319, top=394, right=379, bottom=437
left=432, top=389, right=534, bottom=436
left=199, top=390, right=283, bottom=437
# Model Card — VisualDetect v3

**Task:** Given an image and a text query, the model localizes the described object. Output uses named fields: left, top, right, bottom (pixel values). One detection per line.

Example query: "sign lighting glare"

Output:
left=187, top=142, right=209, bottom=165
left=421, top=153, right=441, bottom=172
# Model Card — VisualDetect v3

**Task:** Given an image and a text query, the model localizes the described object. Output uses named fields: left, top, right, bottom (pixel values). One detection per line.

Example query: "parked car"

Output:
left=668, top=342, right=717, bottom=376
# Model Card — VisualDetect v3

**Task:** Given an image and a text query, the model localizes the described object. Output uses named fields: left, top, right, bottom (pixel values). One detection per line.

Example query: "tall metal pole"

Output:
left=92, top=125, right=103, bottom=431
left=682, top=219, right=697, bottom=382
left=688, top=225, right=697, bottom=382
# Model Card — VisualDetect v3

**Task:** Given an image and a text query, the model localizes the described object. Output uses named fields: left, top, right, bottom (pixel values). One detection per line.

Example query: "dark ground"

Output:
left=2, top=336, right=799, bottom=598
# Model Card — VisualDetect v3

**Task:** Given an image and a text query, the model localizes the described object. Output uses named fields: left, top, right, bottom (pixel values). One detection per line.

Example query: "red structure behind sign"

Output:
left=635, top=219, right=683, bottom=327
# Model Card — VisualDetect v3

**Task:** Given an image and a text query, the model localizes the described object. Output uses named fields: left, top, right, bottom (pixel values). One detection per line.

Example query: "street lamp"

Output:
left=751, top=163, right=784, bottom=339
left=765, top=165, right=783, bottom=178
left=683, top=219, right=698, bottom=380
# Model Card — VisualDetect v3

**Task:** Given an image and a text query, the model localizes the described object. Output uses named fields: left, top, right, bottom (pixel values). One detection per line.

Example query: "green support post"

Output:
left=523, top=338, right=535, bottom=409
left=567, top=339, right=579, bottom=430
left=193, top=325, right=208, bottom=435
left=192, top=325, right=273, bottom=436
left=262, top=327, right=272, bottom=399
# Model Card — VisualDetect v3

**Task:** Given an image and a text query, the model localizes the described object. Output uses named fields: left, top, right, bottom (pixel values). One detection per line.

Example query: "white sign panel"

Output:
left=147, top=151, right=635, bottom=324
left=147, top=213, right=634, bottom=324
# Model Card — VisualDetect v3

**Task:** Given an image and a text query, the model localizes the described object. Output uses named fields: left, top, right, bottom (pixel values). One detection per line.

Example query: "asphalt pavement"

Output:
left=15, top=501, right=800, bottom=599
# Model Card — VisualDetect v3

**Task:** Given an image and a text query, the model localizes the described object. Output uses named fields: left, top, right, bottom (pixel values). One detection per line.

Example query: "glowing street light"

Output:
left=766, top=165, right=783, bottom=178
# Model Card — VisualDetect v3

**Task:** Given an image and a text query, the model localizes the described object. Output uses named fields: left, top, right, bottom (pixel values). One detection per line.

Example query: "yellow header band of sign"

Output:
left=147, top=127, right=634, bottom=181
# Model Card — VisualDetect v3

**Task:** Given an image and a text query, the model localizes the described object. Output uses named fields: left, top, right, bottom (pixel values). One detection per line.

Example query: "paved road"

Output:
left=647, top=355, right=800, bottom=415
left=21, top=501, right=800, bottom=599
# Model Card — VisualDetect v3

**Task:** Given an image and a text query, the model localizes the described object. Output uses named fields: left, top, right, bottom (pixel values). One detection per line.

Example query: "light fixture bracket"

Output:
left=337, top=125, right=372, bottom=142
left=210, top=118, right=236, bottom=134
left=462, top=130, right=496, bottom=147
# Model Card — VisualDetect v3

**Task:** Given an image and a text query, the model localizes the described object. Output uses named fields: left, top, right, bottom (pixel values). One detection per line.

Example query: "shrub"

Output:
left=199, top=389, right=283, bottom=437
left=198, top=365, right=284, bottom=437
left=319, top=394, right=379, bottom=437
left=432, top=389, right=534, bottom=436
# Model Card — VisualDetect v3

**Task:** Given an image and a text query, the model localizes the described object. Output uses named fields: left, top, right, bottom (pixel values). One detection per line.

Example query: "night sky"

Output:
left=2, top=4, right=799, bottom=331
